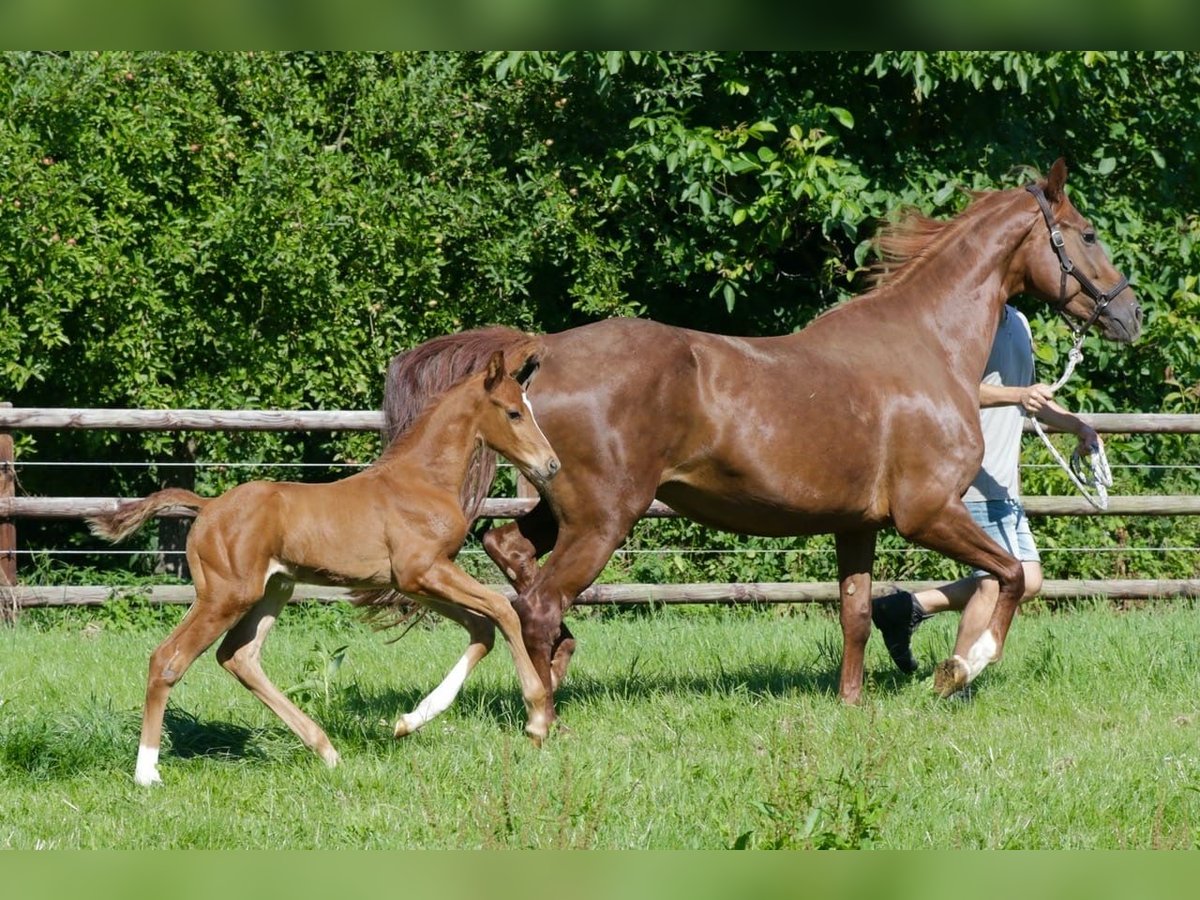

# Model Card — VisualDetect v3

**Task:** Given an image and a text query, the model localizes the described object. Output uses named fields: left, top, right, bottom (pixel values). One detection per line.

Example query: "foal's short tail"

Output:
left=86, top=488, right=208, bottom=543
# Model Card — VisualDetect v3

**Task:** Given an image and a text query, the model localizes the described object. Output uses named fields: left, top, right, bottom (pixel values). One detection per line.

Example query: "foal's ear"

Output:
left=484, top=350, right=506, bottom=392
left=1045, top=157, right=1068, bottom=203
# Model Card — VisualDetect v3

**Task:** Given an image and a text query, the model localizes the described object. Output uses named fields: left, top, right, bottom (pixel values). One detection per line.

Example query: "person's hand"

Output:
left=1075, top=424, right=1101, bottom=457
left=1018, top=383, right=1055, bottom=414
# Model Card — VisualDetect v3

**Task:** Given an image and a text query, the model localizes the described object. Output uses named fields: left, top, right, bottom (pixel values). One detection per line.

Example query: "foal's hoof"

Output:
left=933, top=657, right=969, bottom=698
left=393, top=717, right=415, bottom=739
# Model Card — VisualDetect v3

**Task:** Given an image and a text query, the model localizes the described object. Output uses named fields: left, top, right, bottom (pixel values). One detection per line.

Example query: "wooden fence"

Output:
left=2, top=406, right=1198, bottom=613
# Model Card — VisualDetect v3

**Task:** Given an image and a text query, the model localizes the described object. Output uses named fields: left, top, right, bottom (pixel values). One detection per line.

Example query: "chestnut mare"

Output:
left=382, top=160, right=1142, bottom=729
left=88, top=347, right=560, bottom=786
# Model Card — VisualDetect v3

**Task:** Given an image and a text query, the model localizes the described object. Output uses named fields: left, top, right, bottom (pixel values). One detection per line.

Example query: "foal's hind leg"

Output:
left=215, top=577, right=339, bottom=768
left=135, top=578, right=252, bottom=786
left=393, top=597, right=495, bottom=737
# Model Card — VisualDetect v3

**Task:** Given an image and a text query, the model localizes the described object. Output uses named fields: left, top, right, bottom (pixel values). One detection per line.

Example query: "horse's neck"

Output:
left=868, top=196, right=1033, bottom=382
left=375, top=392, right=480, bottom=493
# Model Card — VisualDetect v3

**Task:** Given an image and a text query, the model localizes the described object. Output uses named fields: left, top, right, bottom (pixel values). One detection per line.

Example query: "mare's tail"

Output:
left=86, top=488, right=208, bottom=543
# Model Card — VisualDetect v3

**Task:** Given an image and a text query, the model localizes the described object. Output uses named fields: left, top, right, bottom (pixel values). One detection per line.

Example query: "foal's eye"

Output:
left=1082, top=231, right=1097, bottom=245
left=507, top=409, right=522, bottom=421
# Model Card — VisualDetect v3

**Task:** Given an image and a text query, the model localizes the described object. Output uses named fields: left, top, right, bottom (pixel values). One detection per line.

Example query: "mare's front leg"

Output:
left=834, top=528, right=877, bottom=704
left=901, top=500, right=1024, bottom=697
left=482, top=502, right=576, bottom=690
left=513, top=502, right=647, bottom=725
left=393, top=597, right=495, bottom=737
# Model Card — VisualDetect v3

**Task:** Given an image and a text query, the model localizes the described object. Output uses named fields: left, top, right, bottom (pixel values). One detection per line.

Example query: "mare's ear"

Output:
left=484, top=350, right=506, bottom=392
left=1045, top=157, right=1068, bottom=203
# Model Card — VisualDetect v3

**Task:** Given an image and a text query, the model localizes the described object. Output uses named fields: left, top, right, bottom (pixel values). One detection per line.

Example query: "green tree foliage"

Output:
left=2, top=51, right=1197, bottom=578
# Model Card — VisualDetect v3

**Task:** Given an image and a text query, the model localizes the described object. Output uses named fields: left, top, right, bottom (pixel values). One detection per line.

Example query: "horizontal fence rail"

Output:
left=0, top=408, right=384, bottom=431
left=2, top=406, right=1198, bottom=614
left=3, top=407, right=1200, bottom=434
left=10, top=579, right=1200, bottom=609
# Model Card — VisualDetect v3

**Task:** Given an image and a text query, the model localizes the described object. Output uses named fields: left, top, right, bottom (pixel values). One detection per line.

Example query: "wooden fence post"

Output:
left=1, top=401, right=17, bottom=623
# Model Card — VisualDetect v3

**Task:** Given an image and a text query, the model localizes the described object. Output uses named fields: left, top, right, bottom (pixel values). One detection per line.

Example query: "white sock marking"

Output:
left=401, top=652, right=474, bottom=733
left=963, top=630, right=999, bottom=682
left=135, top=744, right=161, bottom=786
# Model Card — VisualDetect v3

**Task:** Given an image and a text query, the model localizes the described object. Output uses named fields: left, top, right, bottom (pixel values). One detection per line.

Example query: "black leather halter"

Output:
left=1025, top=183, right=1129, bottom=338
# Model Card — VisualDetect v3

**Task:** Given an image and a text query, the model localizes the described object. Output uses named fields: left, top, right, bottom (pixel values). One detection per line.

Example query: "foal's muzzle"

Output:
left=529, top=456, right=560, bottom=484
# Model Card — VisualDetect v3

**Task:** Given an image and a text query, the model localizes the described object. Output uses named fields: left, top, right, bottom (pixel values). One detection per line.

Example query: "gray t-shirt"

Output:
left=963, top=306, right=1034, bottom=503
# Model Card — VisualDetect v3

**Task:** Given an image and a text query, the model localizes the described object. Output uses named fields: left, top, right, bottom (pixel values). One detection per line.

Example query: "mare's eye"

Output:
left=508, top=409, right=522, bottom=421
left=1082, top=231, right=1097, bottom=245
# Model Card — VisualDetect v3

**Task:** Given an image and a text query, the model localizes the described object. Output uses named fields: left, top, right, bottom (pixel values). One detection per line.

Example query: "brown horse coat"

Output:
left=383, top=160, right=1142, bottom=722
left=90, top=348, right=559, bottom=784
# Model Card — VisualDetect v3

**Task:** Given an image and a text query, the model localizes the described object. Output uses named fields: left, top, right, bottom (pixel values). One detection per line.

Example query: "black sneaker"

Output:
left=871, top=590, right=929, bottom=674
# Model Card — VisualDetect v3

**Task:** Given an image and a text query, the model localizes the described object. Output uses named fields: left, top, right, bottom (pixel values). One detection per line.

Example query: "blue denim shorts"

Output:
left=966, top=499, right=1040, bottom=576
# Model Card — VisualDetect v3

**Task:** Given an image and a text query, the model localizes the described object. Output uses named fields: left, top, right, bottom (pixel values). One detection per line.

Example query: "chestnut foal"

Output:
left=88, top=347, right=559, bottom=786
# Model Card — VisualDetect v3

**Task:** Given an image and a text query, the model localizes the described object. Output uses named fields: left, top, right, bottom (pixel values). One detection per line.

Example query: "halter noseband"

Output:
left=1025, top=182, right=1129, bottom=338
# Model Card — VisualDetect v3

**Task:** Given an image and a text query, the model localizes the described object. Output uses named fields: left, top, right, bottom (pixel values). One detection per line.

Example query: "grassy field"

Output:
left=2, top=598, right=1199, bottom=849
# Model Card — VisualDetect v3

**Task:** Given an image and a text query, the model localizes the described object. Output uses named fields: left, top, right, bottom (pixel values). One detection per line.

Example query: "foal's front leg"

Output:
left=393, top=597, right=495, bottom=737
left=410, top=559, right=551, bottom=744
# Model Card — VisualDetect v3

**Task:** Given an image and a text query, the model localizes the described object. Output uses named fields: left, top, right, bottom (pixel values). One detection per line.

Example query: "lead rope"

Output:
left=1028, top=333, right=1112, bottom=510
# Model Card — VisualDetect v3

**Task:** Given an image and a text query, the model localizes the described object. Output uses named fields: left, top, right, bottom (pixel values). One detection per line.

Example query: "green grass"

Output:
left=2, top=600, right=1199, bottom=849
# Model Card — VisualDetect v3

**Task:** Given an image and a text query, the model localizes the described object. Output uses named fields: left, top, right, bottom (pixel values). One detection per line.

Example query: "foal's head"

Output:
left=478, top=349, right=560, bottom=487
left=1015, top=158, right=1142, bottom=343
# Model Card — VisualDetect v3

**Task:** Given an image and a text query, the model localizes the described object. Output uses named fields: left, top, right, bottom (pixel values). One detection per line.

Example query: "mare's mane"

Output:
left=864, top=167, right=1048, bottom=297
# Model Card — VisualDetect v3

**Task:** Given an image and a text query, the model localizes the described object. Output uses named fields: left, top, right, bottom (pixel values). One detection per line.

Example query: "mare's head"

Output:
left=477, top=348, right=560, bottom=487
left=1016, top=158, right=1142, bottom=342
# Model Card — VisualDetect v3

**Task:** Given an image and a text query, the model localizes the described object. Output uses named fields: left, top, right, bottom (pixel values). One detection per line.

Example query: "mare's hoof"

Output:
left=393, top=717, right=415, bottom=739
left=933, top=657, right=969, bottom=698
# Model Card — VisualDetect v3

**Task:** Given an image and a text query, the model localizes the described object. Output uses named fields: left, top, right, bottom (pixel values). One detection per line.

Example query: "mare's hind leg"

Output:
left=834, top=528, right=877, bottom=705
left=135, top=576, right=255, bottom=786
left=214, top=577, right=339, bottom=768
left=393, top=597, right=495, bottom=737
left=900, top=500, right=1023, bottom=697
left=482, top=501, right=576, bottom=689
